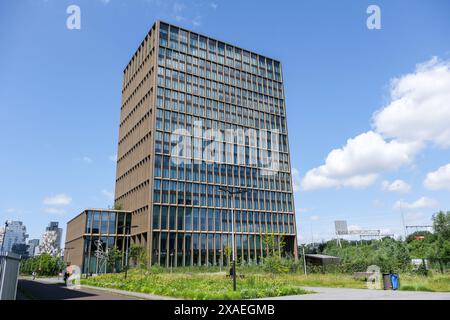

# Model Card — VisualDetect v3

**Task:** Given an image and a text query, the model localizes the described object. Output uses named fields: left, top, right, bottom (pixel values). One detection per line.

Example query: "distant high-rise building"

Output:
left=45, top=222, right=63, bottom=251
left=0, top=221, right=29, bottom=253
left=27, top=239, right=40, bottom=257
left=12, top=243, right=29, bottom=258
left=113, top=21, right=297, bottom=267
left=39, top=231, right=60, bottom=257
left=38, top=222, right=63, bottom=257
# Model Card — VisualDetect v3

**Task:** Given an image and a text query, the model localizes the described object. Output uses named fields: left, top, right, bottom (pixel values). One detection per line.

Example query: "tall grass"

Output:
left=399, top=273, right=450, bottom=292
left=81, top=269, right=309, bottom=299
left=81, top=266, right=450, bottom=299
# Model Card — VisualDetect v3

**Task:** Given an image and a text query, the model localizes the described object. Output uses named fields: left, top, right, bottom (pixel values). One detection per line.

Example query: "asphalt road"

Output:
left=17, top=279, right=138, bottom=300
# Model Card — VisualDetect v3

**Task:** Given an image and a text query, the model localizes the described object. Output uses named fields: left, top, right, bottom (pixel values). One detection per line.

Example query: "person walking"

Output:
left=63, top=271, right=69, bottom=285
left=32, top=271, right=36, bottom=280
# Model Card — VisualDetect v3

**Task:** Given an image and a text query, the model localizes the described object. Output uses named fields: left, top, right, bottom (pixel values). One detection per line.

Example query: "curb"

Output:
left=80, top=284, right=179, bottom=300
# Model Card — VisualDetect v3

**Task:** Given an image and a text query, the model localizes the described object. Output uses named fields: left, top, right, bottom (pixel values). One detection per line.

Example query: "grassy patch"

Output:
left=81, top=270, right=309, bottom=300
left=81, top=267, right=450, bottom=299
left=399, top=273, right=450, bottom=292
left=281, top=273, right=366, bottom=289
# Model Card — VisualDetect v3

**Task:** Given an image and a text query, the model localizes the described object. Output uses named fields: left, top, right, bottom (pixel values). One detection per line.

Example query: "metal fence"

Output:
left=0, top=252, right=21, bottom=300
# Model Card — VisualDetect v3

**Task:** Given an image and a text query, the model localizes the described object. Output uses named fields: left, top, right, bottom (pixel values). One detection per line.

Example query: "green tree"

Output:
left=433, top=211, right=450, bottom=240
left=223, top=245, right=232, bottom=266
left=263, top=234, right=286, bottom=257
left=20, top=253, right=65, bottom=276
left=106, top=247, right=123, bottom=273
left=429, top=236, right=450, bottom=273
left=406, top=231, right=433, bottom=243
left=114, top=201, right=123, bottom=210
left=129, top=244, right=148, bottom=268
left=262, top=234, right=295, bottom=274
left=324, top=238, right=411, bottom=273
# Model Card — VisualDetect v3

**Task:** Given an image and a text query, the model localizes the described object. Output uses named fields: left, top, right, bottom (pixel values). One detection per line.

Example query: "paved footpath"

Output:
left=17, top=278, right=138, bottom=300
left=17, top=277, right=175, bottom=300
left=262, top=286, right=450, bottom=300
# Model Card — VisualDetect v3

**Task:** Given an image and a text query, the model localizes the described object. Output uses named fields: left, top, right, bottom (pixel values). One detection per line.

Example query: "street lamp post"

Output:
left=124, top=225, right=138, bottom=279
left=219, top=186, right=247, bottom=292
left=64, top=247, right=74, bottom=265
left=301, top=244, right=307, bottom=275
left=1, top=221, right=9, bottom=254
left=219, top=249, right=222, bottom=273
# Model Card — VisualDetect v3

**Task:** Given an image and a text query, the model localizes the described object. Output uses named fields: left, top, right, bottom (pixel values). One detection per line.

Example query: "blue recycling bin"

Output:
left=390, top=273, right=399, bottom=290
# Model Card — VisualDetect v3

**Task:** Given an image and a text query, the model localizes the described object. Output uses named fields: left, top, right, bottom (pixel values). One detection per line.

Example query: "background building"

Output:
left=45, top=222, right=62, bottom=252
left=0, top=221, right=29, bottom=253
left=38, top=222, right=63, bottom=257
left=11, top=243, right=29, bottom=258
left=64, top=209, right=131, bottom=273
left=27, top=239, right=40, bottom=257
left=38, top=231, right=59, bottom=256
left=114, top=21, right=297, bottom=267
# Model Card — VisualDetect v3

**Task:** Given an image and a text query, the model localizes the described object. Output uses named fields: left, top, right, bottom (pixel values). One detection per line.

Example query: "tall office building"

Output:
left=115, top=21, right=297, bottom=267
left=45, top=221, right=63, bottom=251
left=0, top=221, right=28, bottom=253
left=27, top=239, right=40, bottom=257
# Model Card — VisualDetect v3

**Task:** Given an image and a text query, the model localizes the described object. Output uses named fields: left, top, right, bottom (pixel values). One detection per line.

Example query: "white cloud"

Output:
left=75, top=156, right=93, bottom=164
left=43, top=194, right=72, bottom=206
left=291, top=168, right=301, bottom=192
left=394, top=197, right=438, bottom=210
left=191, top=16, right=202, bottom=27
left=424, top=163, right=450, bottom=191
left=302, top=57, right=450, bottom=191
left=210, top=2, right=218, bottom=9
left=300, top=131, right=420, bottom=191
left=173, top=1, right=186, bottom=12
left=43, top=208, right=66, bottom=215
left=309, top=215, right=320, bottom=221
left=404, top=211, right=428, bottom=225
left=82, top=156, right=93, bottom=163
left=348, top=224, right=361, bottom=231
left=102, top=189, right=114, bottom=200
left=382, top=179, right=411, bottom=193
left=373, top=57, right=450, bottom=148
left=109, top=154, right=117, bottom=162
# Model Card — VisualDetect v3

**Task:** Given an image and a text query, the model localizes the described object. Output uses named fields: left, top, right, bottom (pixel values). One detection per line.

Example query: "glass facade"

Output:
left=82, top=210, right=131, bottom=274
left=150, top=22, right=296, bottom=267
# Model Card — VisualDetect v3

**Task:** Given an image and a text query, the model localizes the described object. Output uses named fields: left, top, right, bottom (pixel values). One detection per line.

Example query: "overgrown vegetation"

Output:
left=399, top=273, right=450, bottom=292
left=79, top=211, right=450, bottom=297
left=308, top=211, right=450, bottom=275
left=20, top=253, right=65, bottom=276
left=129, top=244, right=148, bottom=268
left=81, top=269, right=309, bottom=299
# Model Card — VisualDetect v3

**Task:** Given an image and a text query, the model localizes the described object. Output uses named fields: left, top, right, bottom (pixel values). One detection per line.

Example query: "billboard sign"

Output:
left=335, top=220, right=348, bottom=235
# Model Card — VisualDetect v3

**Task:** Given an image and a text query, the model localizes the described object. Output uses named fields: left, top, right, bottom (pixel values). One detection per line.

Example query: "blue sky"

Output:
left=1, top=0, right=449, bottom=243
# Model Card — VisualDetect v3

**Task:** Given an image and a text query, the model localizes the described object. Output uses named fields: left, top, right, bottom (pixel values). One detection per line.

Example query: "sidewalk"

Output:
left=20, top=276, right=176, bottom=300
left=262, top=286, right=450, bottom=300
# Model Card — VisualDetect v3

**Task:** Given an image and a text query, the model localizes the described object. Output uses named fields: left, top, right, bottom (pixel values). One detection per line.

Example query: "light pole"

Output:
left=124, top=225, right=138, bottom=279
left=64, top=246, right=74, bottom=265
left=219, top=186, right=247, bottom=291
left=219, top=249, right=223, bottom=273
left=301, top=244, right=307, bottom=275
left=1, top=221, right=9, bottom=254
